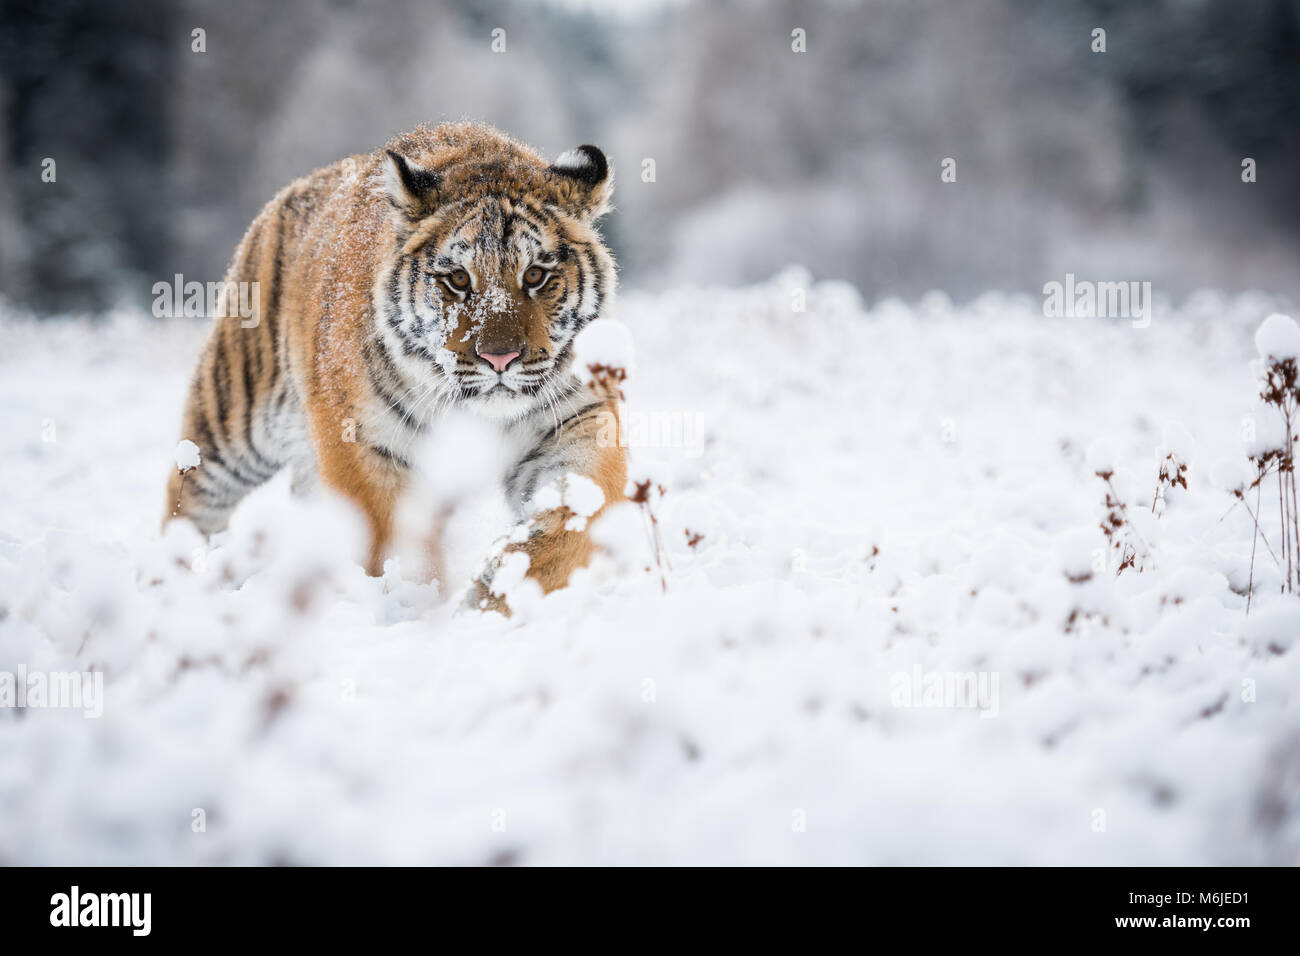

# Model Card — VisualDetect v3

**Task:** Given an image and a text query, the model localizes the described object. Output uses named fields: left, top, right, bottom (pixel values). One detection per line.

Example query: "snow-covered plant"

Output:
left=1211, top=457, right=1272, bottom=613
left=1088, top=440, right=1147, bottom=575
left=171, top=439, right=201, bottom=517
left=572, top=319, right=671, bottom=591
left=1056, top=530, right=1111, bottom=636
left=1151, top=423, right=1192, bottom=515
left=630, top=477, right=670, bottom=592
left=574, top=318, right=634, bottom=404
left=1244, top=313, right=1300, bottom=600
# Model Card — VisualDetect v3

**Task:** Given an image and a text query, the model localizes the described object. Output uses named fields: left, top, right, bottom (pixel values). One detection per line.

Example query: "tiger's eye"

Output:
left=447, top=269, right=471, bottom=290
left=523, top=266, right=547, bottom=288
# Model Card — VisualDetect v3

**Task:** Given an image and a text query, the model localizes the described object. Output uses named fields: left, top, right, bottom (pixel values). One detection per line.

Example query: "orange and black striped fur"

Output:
left=165, top=122, right=625, bottom=611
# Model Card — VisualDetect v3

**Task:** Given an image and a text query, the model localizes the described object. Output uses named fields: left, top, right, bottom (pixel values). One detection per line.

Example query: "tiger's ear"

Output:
left=548, top=144, right=613, bottom=220
left=383, top=149, right=440, bottom=224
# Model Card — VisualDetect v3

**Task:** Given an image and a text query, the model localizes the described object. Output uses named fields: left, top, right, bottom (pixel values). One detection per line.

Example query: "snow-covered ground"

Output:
left=1, top=271, right=1298, bottom=865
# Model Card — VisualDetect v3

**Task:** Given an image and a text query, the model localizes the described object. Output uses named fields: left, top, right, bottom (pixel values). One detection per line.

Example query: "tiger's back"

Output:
left=168, top=162, right=337, bottom=523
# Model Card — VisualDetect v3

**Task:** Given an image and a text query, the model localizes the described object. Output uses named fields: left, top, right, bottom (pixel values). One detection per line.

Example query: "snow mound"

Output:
left=1254, top=312, right=1300, bottom=361
left=174, top=439, right=201, bottom=472
left=573, top=318, right=635, bottom=384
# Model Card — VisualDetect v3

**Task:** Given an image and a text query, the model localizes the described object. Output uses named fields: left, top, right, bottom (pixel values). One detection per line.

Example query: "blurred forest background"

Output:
left=1, top=0, right=1298, bottom=314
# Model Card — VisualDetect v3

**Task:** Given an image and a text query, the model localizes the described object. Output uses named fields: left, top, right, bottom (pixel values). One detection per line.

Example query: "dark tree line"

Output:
left=1, top=0, right=1297, bottom=314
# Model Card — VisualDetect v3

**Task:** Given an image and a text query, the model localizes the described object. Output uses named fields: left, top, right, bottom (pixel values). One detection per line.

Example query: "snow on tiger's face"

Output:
left=379, top=143, right=616, bottom=420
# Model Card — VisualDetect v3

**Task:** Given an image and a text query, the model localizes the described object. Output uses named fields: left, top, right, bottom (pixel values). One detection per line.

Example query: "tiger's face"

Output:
left=376, top=141, right=615, bottom=421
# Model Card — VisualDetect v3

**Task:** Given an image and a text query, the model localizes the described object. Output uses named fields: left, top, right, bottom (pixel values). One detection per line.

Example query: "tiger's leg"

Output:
left=165, top=318, right=291, bottom=534
left=307, top=410, right=411, bottom=576
left=469, top=398, right=627, bottom=613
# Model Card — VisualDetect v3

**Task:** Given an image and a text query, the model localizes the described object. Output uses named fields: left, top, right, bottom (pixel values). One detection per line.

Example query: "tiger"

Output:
left=164, top=122, right=626, bottom=613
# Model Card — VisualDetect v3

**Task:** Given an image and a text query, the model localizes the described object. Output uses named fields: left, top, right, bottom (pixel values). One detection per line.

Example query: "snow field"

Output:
left=0, top=272, right=1297, bottom=864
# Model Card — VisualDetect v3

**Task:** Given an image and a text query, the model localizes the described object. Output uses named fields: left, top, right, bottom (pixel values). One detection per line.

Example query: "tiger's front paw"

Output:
left=464, top=574, right=511, bottom=616
left=464, top=546, right=534, bottom=616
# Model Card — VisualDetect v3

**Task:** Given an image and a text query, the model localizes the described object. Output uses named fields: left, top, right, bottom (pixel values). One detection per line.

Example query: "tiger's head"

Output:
left=374, top=123, right=616, bottom=421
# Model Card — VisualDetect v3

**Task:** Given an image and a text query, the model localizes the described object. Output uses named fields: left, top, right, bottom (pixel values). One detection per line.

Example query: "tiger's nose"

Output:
left=478, top=349, right=521, bottom=373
